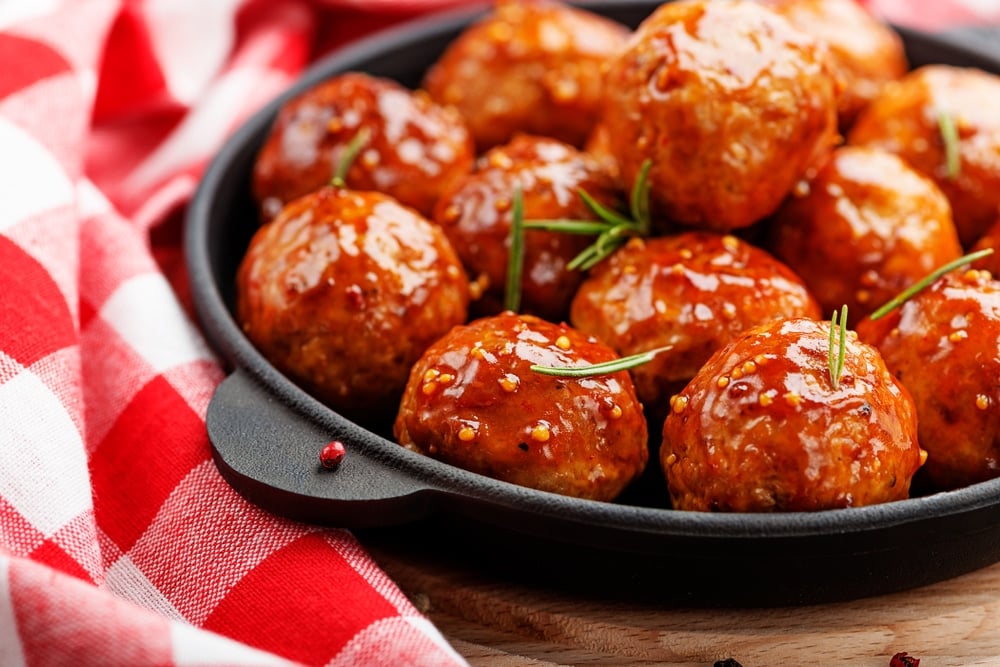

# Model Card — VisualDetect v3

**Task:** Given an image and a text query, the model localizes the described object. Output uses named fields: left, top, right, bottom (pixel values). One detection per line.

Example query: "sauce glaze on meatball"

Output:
left=602, top=0, right=839, bottom=231
left=849, top=65, right=1000, bottom=247
left=237, top=186, right=470, bottom=424
left=767, top=145, right=962, bottom=320
left=663, top=317, right=924, bottom=512
left=435, top=134, right=620, bottom=322
left=252, top=72, right=474, bottom=220
left=857, top=269, right=1000, bottom=490
left=570, top=232, right=821, bottom=420
left=423, top=0, right=629, bottom=152
left=754, top=0, right=908, bottom=129
left=394, top=312, right=648, bottom=501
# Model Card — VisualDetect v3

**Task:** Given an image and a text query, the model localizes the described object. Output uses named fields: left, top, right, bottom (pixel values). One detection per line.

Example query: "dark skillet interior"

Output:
left=186, top=1, right=1000, bottom=605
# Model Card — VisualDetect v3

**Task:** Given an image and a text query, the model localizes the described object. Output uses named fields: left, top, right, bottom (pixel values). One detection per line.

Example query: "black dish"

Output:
left=186, top=1, right=1000, bottom=605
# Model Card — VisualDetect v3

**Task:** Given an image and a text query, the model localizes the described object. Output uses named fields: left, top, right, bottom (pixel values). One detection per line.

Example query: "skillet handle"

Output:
left=206, top=369, right=437, bottom=527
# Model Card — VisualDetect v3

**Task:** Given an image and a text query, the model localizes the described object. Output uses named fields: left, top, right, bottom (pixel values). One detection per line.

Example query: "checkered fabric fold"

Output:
left=0, top=1, right=996, bottom=665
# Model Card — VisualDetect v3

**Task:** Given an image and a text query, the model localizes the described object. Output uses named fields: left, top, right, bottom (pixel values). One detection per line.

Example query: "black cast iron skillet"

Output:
left=186, top=1, right=1000, bottom=605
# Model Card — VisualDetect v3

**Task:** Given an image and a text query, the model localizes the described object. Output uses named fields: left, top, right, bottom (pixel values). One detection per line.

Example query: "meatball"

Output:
left=237, top=186, right=470, bottom=424
left=252, top=72, right=474, bottom=220
left=754, top=0, right=907, bottom=129
left=767, top=145, right=962, bottom=320
left=435, top=134, right=620, bottom=322
left=856, top=269, right=1000, bottom=490
left=570, top=232, right=821, bottom=422
left=849, top=65, right=1000, bottom=247
left=971, top=216, right=1000, bottom=275
left=423, top=0, right=629, bottom=152
left=601, top=0, right=839, bottom=231
left=583, top=122, right=621, bottom=184
left=394, top=312, right=648, bottom=501
left=662, top=317, right=924, bottom=512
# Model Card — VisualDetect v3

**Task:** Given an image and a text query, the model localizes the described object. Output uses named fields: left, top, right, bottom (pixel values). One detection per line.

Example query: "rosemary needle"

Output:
left=503, top=185, right=526, bottom=313
left=523, top=158, right=654, bottom=271
left=868, top=248, right=994, bottom=321
left=331, top=127, right=372, bottom=188
left=828, top=305, right=848, bottom=390
left=938, top=109, right=961, bottom=180
left=531, top=345, right=673, bottom=378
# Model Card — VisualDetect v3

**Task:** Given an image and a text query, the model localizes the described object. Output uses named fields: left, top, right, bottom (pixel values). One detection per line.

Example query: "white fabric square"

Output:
left=99, top=273, right=214, bottom=374
left=0, top=118, right=74, bottom=232
left=0, top=370, right=90, bottom=536
left=170, top=621, right=296, bottom=667
left=102, top=555, right=185, bottom=623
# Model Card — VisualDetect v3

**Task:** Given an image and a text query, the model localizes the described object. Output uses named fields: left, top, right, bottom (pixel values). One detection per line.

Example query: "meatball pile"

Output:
left=236, top=0, right=1000, bottom=509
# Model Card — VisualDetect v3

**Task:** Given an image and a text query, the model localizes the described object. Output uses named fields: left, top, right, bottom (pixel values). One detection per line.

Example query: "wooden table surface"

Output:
left=365, top=537, right=1000, bottom=666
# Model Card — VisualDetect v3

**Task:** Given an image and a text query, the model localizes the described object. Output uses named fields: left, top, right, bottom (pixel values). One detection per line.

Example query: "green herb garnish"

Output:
left=828, top=305, right=848, bottom=390
left=524, top=159, right=653, bottom=271
left=530, top=344, right=673, bottom=378
left=868, top=248, right=994, bottom=321
left=938, top=109, right=961, bottom=180
left=331, top=127, right=372, bottom=188
left=503, top=185, right=526, bottom=312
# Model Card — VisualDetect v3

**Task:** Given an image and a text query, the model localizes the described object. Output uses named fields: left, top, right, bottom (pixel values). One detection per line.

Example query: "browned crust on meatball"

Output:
left=434, top=134, right=621, bottom=322
left=570, top=232, right=821, bottom=418
left=971, top=216, right=1000, bottom=275
left=601, top=0, right=839, bottom=231
left=767, top=145, right=962, bottom=320
left=754, top=0, right=907, bottom=130
left=252, top=72, right=474, bottom=220
left=237, top=187, right=469, bottom=422
left=849, top=65, right=1000, bottom=247
left=423, top=0, right=629, bottom=152
left=857, top=270, right=1000, bottom=490
left=662, top=317, right=923, bottom=512
left=394, top=312, right=648, bottom=501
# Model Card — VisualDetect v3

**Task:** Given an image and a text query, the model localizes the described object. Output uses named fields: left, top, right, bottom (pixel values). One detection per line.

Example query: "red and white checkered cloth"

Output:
left=0, top=1, right=997, bottom=665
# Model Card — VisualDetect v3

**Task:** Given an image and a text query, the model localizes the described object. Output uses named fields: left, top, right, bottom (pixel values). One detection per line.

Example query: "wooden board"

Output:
left=367, top=539, right=1000, bottom=666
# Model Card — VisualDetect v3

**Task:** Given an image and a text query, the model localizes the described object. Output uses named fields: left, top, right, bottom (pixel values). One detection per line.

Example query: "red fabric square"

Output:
left=0, top=34, right=71, bottom=100
left=90, top=376, right=209, bottom=553
left=29, top=539, right=94, bottom=583
left=0, top=236, right=77, bottom=368
left=203, top=532, right=399, bottom=665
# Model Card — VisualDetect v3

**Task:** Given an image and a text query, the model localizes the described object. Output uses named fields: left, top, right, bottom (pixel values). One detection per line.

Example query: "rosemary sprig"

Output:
left=868, top=248, right=994, bottom=321
left=524, top=159, right=654, bottom=271
left=937, top=109, right=961, bottom=180
left=531, top=344, right=673, bottom=378
left=828, top=305, right=848, bottom=390
left=331, top=127, right=372, bottom=188
left=504, top=185, right=526, bottom=312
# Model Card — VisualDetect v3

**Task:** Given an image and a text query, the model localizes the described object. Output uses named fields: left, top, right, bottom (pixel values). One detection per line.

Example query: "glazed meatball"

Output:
left=601, top=0, right=839, bottom=231
left=583, top=122, right=621, bottom=184
left=570, top=232, right=821, bottom=421
left=849, top=65, right=1000, bottom=247
left=767, top=146, right=962, bottom=320
left=252, top=72, right=474, bottom=220
left=971, top=216, right=1000, bottom=275
left=857, top=269, right=1000, bottom=490
left=423, top=0, right=629, bottom=152
left=435, top=134, right=620, bottom=322
left=394, top=312, right=648, bottom=501
left=754, top=0, right=908, bottom=129
left=662, top=317, right=924, bottom=512
left=237, top=186, right=469, bottom=424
